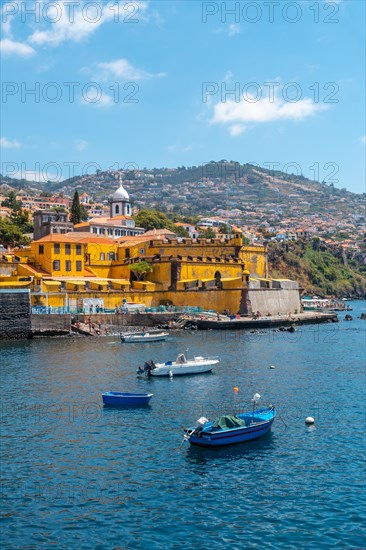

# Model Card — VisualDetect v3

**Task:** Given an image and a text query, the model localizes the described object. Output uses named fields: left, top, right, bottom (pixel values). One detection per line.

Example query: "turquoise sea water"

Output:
left=1, top=302, right=365, bottom=549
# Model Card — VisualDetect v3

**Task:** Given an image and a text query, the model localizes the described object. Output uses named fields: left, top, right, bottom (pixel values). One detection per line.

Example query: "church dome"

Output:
left=112, top=183, right=129, bottom=201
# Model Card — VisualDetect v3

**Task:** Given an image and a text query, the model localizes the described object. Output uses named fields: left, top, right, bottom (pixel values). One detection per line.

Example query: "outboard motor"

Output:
left=143, top=360, right=155, bottom=377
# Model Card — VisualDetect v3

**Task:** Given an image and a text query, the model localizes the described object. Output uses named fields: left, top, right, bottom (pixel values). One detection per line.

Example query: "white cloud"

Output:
left=0, top=0, right=22, bottom=38
left=211, top=92, right=328, bottom=135
left=75, top=139, right=88, bottom=151
left=11, top=170, right=58, bottom=183
left=228, top=23, right=240, bottom=37
left=223, top=70, right=233, bottom=82
left=81, top=92, right=114, bottom=108
left=229, top=124, right=246, bottom=136
left=0, top=38, right=36, bottom=57
left=214, top=23, right=240, bottom=37
left=1, top=137, right=21, bottom=148
left=96, top=59, right=166, bottom=81
left=28, top=1, right=148, bottom=47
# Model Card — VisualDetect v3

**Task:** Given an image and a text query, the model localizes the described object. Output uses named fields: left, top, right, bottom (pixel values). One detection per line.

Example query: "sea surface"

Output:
left=1, top=302, right=365, bottom=549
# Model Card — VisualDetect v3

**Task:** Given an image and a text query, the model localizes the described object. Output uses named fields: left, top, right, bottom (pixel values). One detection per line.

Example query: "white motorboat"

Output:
left=138, top=353, right=219, bottom=377
left=121, top=331, right=169, bottom=343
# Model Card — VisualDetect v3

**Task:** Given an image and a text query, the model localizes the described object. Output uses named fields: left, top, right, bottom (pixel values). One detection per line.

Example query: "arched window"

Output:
left=115, top=204, right=119, bottom=214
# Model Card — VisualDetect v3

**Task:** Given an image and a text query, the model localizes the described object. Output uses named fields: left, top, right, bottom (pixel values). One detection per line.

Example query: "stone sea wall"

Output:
left=0, top=289, right=32, bottom=339
left=247, top=288, right=301, bottom=316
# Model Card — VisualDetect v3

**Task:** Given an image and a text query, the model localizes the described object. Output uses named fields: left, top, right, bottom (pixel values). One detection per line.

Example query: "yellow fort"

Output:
left=1, top=180, right=300, bottom=315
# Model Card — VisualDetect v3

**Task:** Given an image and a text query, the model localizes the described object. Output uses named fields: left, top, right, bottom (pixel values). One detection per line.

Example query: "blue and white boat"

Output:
left=184, top=394, right=276, bottom=447
left=138, top=352, right=219, bottom=377
left=102, top=391, right=153, bottom=407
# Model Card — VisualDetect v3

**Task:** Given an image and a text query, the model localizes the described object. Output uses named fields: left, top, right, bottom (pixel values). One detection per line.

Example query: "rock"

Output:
left=344, top=315, right=353, bottom=321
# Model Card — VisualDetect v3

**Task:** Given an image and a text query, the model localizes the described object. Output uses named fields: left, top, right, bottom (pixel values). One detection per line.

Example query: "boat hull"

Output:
left=151, top=360, right=218, bottom=377
left=188, top=419, right=274, bottom=446
left=121, top=333, right=169, bottom=343
left=186, top=407, right=276, bottom=447
left=102, top=392, right=153, bottom=406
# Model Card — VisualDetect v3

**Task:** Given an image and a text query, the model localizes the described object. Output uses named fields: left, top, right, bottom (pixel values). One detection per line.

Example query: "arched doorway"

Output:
left=214, top=270, right=222, bottom=289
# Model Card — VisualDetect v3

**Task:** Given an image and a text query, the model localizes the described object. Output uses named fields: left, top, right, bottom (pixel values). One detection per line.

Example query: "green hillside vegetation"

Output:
left=268, top=240, right=366, bottom=297
left=134, top=209, right=189, bottom=237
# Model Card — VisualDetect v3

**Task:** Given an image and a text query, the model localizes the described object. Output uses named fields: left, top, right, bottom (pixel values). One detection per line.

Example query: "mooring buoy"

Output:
left=305, top=416, right=315, bottom=425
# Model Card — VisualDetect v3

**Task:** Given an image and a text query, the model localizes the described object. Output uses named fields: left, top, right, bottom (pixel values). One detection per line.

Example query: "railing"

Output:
left=31, top=305, right=215, bottom=315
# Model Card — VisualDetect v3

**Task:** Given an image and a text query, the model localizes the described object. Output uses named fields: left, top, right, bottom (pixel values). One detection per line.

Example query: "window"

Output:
left=76, top=261, right=82, bottom=271
left=65, top=243, right=71, bottom=255
left=140, top=248, right=145, bottom=255
left=115, top=205, right=119, bottom=214
left=39, top=245, right=44, bottom=254
left=99, top=228, right=105, bottom=235
left=53, top=260, right=60, bottom=271
left=108, top=228, right=113, bottom=236
left=100, top=253, right=105, bottom=261
left=109, top=252, right=115, bottom=261
left=125, top=248, right=130, bottom=259
left=76, top=244, right=82, bottom=255
left=54, top=243, right=60, bottom=254
left=65, top=260, right=71, bottom=271
left=93, top=227, right=98, bottom=234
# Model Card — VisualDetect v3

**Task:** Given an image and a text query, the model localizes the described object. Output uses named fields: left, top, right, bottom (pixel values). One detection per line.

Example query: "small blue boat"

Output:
left=184, top=404, right=276, bottom=447
left=102, top=392, right=153, bottom=407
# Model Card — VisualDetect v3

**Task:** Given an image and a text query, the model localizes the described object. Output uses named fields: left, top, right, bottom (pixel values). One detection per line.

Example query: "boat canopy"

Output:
left=212, top=415, right=246, bottom=429
left=176, top=353, right=187, bottom=364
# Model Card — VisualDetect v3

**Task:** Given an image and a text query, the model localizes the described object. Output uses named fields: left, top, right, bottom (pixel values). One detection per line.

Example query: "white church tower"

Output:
left=109, top=175, right=132, bottom=218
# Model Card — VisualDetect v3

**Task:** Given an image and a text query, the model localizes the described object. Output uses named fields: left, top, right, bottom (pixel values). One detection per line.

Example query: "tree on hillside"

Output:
left=0, top=218, right=30, bottom=247
left=198, top=228, right=216, bottom=239
left=128, top=261, right=153, bottom=281
left=134, top=209, right=188, bottom=237
left=70, top=191, right=88, bottom=224
left=1, top=191, right=33, bottom=233
left=134, top=209, right=170, bottom=230
left=218, top=223, right=230, bottom=234
left=10, top=209, right=32, bottom=233
left=1, top=191, right=22, bottom=211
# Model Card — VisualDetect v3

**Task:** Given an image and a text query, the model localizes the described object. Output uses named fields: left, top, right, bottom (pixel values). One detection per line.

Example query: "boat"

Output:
left=137, top=352, right=219, bottom=377
left=102, top=391, right=153, bottom=406
left=183, top=394, right=276, bottom=447
left=121, top=331, right=169, bottom=343
left=301, top=297, right=352, bottom=312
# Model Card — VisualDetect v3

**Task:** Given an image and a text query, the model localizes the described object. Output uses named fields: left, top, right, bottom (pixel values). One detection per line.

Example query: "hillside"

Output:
left=1, top=161, right=365, bottom=295
left=268, top=240, right=366, bottom=298
left=1, top=161, right=363, bottom=224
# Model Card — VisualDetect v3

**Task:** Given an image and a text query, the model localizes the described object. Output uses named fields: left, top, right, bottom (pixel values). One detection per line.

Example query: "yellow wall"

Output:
left=239, top=246, right=267, bottom=278
left=178, top=261, right=243, bottom=281
left=28, top=241, right=86, bottom=277
left=29, top=288, right=242, bottom=313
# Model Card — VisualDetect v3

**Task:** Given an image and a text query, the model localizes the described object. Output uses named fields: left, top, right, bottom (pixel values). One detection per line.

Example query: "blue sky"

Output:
left=1, top=0, right=365, bottom=193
